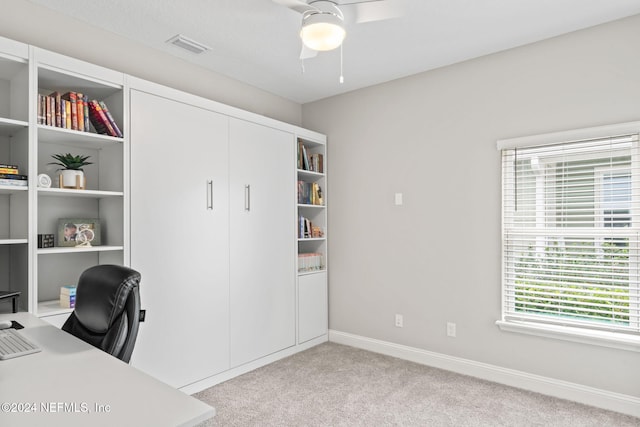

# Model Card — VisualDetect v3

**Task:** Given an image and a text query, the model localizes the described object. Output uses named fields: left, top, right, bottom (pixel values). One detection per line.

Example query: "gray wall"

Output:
left=1, top=0, right=302, bottom=125
left=302, top=14, right=640, bottom=397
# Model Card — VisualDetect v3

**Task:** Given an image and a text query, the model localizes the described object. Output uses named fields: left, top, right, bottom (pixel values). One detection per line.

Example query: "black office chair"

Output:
left=62, top=264, right=142, bottom=363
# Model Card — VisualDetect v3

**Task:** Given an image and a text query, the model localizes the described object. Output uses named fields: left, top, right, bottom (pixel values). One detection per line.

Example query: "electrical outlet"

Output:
left=446, top=322, right=456, bottom=337
left=395, top=314, right=403, bottom=328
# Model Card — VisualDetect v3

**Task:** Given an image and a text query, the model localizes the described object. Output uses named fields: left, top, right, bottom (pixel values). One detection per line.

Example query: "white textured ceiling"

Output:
left=26, top=0, right=640, bottom=104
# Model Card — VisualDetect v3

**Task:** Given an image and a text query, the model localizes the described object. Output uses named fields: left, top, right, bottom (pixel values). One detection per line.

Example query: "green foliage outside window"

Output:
left=514, top=241, right=630, bottom=325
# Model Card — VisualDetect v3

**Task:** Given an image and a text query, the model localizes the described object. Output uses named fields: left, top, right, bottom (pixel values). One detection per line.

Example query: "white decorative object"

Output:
left=37, top=174, right=51, bottom=188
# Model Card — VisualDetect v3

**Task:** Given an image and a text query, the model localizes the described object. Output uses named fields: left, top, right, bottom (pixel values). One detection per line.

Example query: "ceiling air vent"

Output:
left=166, top=34, right=210, bottom=54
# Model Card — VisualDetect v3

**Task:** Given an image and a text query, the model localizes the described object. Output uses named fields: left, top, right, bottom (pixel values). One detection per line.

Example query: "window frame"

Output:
left=497, top=121, right=640, bottom=352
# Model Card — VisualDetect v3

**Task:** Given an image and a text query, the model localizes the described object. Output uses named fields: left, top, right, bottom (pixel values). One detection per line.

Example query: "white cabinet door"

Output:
left=229, top=118, right=296, bottom=367
left=298, top=271, right=328, bottom=343
left=129, top=90, right=230, bottom=388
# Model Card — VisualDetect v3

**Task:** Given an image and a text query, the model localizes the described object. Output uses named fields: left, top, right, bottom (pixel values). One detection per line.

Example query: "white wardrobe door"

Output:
left=129, top=90, right=230, bottom=387
left=229, top=118, right=296, bottom=367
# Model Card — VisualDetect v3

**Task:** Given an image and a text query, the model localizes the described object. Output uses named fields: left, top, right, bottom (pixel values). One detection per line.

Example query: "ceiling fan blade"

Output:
left=300, top=44, right=318, bottom=59
left=272, top=0, right=318, bottom=14
left=346, top=0, right=404, bottom=24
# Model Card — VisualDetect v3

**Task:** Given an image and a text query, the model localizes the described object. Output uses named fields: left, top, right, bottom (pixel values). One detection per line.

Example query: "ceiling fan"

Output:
left=273, top=0, right=404, bottom=61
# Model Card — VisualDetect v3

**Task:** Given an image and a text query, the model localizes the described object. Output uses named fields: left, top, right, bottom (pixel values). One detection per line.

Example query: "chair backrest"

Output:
left=62, top=264, right=141, bottom=363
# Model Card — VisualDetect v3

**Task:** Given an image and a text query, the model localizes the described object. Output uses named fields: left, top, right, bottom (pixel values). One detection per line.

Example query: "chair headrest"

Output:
left=74, top=265, right=141, bottom=334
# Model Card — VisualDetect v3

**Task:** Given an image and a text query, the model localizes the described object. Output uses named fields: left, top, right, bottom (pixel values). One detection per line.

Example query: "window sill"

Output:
left=495, top=320, right=640, bottom=352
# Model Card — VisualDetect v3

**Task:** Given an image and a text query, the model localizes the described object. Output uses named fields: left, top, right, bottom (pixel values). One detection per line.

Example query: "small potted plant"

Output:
left=49, top=153, right=93, bottom=189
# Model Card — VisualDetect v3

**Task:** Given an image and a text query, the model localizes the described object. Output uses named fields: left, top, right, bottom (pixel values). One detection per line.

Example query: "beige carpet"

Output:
left=195, top=342, right=638, bottom=426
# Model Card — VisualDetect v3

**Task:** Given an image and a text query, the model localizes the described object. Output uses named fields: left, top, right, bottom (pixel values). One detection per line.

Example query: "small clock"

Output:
left=37, top=174, right=52, bottom=188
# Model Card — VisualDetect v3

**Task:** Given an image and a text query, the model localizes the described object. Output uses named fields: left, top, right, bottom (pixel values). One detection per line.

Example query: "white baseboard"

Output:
left=180, top=334, right=328, bottom=395
left=329, top=330, right=640, bottom=419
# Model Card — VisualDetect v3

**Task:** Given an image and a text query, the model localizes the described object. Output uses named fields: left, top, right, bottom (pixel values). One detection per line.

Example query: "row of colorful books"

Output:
left=297, top=141, right=324, bottom=173
left=298, top=252, right=325, bottom=272
left=59, top=285, right=76, bottom=309
left=0, top=163, right=27, bottom=187
left=298, top=181, right=323, bottom=205
left=299, top=215, right=324, bottom=239
left=37, top=91, right=123, bottom=138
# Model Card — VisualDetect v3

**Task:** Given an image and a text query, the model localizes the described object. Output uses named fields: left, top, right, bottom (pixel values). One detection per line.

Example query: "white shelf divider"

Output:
left=0, top=185, right=28, bottom=194
left=37, top=299, right=73, bottom=317
left=0, top=238, right=28, bottom=245
left=37, top=187, right=124, bottom=198
left=0, top=117, right=28, bottom=136
left=37, top=245, right=124, bottom=255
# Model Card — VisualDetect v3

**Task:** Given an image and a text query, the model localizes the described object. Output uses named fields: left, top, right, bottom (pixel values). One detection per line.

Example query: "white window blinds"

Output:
left=501, top=131, right=640, bottom=335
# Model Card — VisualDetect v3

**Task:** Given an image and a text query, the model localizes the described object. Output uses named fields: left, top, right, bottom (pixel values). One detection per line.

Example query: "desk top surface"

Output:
left=0, top=312, right=214, bottom=427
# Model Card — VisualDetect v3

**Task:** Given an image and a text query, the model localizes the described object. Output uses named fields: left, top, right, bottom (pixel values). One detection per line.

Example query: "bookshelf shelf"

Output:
left=0, top=185, right=28, bottom=194
left=297, top=169, right=324, bottom=179
left=37, top=299, right=73, bottom=317
left=38, top=188, right=124, bottom=199
left=298, top=269, right=327, bottom=276
left=0, top=117, right=28, bottom=136
left=0, top=238, right=28, bottom=245
left=37, top=245, right=124, bottom=255
left=38, top=124, right=122, bottom=148
left=38, top=64, right=122, bottom=100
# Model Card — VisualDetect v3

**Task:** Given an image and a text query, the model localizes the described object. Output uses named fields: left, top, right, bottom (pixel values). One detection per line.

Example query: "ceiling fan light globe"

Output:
left=300, top=13, right=345, bottom=51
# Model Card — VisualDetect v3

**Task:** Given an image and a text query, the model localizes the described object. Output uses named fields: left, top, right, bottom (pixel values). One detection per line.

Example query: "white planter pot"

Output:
left=60, top=170, right=84, bottom=188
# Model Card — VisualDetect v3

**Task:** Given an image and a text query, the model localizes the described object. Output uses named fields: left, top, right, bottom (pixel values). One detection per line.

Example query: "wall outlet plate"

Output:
left=447, top=322, right=456, bottom=337
left=395, top=314, right=403, bottom=327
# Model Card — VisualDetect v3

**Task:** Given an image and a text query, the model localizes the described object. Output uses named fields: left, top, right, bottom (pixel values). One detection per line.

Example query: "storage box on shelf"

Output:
left=33, top=50, right=126, bottom=317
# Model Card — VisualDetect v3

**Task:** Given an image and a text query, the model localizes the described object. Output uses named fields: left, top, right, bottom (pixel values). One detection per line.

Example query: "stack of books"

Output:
left=298, top=215, right=324, bottom=239
left=59, top=285, right=77, bottom=309
left=297, top=141, right=324, bottom=173
left=0, top=164, right=27, bottom=187
left=37, top=91, right=123, bottom=138
left=297, top=181, right=323, bottom=205
left=298, top=253, right=324, bottom=272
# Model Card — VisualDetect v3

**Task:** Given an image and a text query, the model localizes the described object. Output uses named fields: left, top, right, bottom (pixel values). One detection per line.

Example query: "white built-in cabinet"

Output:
left=229, top=118, right=296, bottom=367
left=0, top=34, right=327, bottom=392
left=129, top=90, right=230, bottom=388
left=128, top=79, right=326, bottom=390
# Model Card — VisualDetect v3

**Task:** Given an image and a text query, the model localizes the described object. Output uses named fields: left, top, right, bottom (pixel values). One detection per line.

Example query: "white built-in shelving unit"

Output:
left=0, top=36, right=128, bottom=321
left=33, top=48, right=127, bottom=320
left=296, top=136, right=328, bottom=343
left=0, top=37, right=30, bottom=316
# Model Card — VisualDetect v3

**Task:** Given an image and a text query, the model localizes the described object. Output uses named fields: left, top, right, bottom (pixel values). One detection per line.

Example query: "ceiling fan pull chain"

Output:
left=339, top=44, right=344, bottom=83
left=301, top=58, right=306, bottom=74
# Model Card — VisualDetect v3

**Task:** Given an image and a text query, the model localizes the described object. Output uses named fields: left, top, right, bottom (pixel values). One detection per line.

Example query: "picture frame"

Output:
left=57, top=218, right=101, bottom=247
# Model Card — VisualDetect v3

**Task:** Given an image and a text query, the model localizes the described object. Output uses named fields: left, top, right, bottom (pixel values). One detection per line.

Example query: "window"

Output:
left=497, top=122, right=640, bottom=350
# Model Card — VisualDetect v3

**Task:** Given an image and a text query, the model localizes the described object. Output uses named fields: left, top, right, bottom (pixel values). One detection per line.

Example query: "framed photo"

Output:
left=58, top=218, right=101, bottom=247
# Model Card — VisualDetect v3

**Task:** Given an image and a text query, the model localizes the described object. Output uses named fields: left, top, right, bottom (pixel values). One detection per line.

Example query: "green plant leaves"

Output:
left=49, top=153, right=93, bottom=170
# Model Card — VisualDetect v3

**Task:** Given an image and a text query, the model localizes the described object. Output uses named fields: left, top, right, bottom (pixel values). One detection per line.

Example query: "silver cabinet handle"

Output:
left=244, top=184, right=251, bottom=211
left=207, top=180, right=213, bottom=210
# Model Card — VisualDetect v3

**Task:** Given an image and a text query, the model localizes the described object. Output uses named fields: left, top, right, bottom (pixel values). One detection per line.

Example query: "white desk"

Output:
left=0, top=312, right=214, bottom=426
